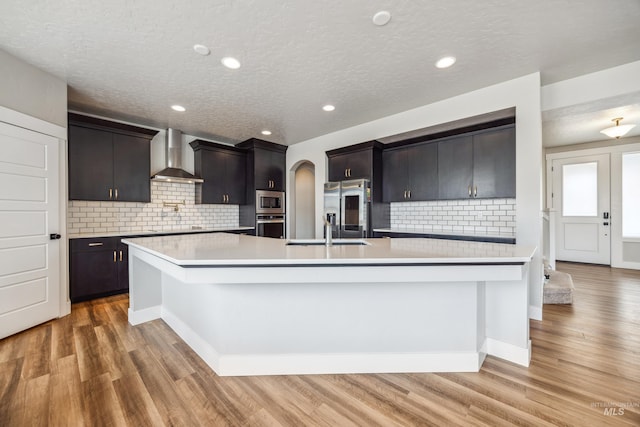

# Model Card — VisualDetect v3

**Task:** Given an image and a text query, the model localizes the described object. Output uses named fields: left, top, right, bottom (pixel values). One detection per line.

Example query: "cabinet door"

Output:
left=224, top=150, right=247, bottom=204
left=438, top=135, right=473, bottom=200
left=70, top=249, right=118, bottom=302
left=408, top=143, right=438, bottom=201
left=328, top=153, right=349, bottom=181
left=116, top=242, right=129, bottom=292
left=268, top=150, right=286, bottom=191
left=382, top=149, right=408, bottom=202
left=472, top=126, right=516, bottom=198
left=254, top=149, right=285, bottom=190
left=344, top=151, right=372, bottom=180
left=113, top=134, right=151, bottom=202
left=199, top=150, right=228, bottom=204
left=68, top=125, right=113, bottom=201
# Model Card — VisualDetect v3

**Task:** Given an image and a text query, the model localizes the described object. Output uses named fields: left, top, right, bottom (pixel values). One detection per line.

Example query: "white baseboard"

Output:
left=485, top=338, right=531, bottom=367
left=529, top=304, right=543, bottom=320
left=128, top=305, right=162, bottom=325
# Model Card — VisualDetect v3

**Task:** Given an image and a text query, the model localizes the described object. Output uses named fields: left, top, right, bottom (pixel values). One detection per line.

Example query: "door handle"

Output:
left=603, top=222, right=609, bottom=226
left=603, top=212, right=609, bottom=219
left=49, top=233, right=62, bottom=240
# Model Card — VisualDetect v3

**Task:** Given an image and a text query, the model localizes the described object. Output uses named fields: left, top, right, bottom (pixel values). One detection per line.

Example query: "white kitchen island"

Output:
left=123, top=233, right=536, bottom=376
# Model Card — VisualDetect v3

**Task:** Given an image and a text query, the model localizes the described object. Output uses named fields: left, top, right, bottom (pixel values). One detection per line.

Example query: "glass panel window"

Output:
left=562, top=162, right=597, bottom=217
left=622, top=152, right=640, bottom=238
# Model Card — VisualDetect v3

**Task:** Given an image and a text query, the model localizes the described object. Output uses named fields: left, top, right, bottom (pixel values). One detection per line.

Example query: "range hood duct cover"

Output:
left=151, top=128, right=203, bottom=183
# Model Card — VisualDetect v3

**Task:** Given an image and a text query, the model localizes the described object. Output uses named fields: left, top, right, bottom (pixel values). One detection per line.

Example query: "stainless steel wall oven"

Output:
left=255, top=190, right=285, bottom=238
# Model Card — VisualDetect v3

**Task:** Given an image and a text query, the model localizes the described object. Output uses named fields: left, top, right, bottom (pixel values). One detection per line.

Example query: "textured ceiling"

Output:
left=1, top=0, right=640, bottom=146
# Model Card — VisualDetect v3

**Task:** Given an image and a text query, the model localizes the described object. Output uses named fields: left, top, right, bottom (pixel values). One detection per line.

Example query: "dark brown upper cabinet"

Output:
left=382, top=142, right=438, bottom=202
left=471, top=125, right=516, bottom=199
left=326, top=141, right=384, bottom=185
left=68, top=113, right=157, bottom=202
left=438, top=125, right=515, bottom=200
left=190, top=140, right=247, bottom=205
left=236, top=138, right=287, bottom=192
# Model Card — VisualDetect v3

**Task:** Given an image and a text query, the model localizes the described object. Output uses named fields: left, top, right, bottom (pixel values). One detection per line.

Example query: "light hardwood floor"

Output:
left=1, top=262, right=639, bottom=426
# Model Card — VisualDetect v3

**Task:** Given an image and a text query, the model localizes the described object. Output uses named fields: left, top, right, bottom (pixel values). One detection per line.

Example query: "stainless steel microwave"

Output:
left=255, top=190, right=285, bottom=214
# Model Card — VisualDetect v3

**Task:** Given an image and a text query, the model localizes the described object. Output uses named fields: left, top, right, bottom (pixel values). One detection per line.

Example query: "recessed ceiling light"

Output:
left=171, top=105, right=186, bottom=112
left=193, top=44, right=210, bottom=56
left=436, top=56, right=456, bottom=69
left=323, top=105, right=335, bottom=112
left=221, top=56, right=241, bottom=69
left=261, top=130, right=272, bottom=136
left=372, top=11, right=391, bottom=26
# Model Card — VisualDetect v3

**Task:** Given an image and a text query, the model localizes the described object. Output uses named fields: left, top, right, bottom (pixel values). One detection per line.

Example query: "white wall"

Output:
left=286, top=73, right=544, bottom=318
left=0, top=49, right=68, bottom=128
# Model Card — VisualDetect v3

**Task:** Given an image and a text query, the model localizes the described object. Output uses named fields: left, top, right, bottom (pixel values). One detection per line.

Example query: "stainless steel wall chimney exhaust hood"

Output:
left=151, top=128, right=204, bottom=183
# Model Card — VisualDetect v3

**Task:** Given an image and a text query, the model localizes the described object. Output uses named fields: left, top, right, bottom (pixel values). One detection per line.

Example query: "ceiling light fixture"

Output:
left=435, top=56, right=456, bottom=69
left=261, top=130, right=272, bottom=136
left=322, top=105, right=335, bottom=112
left=221, top=56, right=241, bottom=69
left=171, top=105, right=186, bottom=112
left=372, top=11, right=391, bottom=26
left=193, top=44, right=210, bottom=56
left=600, top=117, right=636, bottom=139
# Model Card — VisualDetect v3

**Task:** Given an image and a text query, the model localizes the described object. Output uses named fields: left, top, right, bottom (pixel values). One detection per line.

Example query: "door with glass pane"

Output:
left=552, top=154, right=610, bottom=264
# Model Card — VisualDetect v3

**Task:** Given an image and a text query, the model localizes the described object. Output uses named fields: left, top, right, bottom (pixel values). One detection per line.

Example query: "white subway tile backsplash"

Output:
left=390, top=198, right=515, bottom=235
left=68, top=181, right=239, bottom=234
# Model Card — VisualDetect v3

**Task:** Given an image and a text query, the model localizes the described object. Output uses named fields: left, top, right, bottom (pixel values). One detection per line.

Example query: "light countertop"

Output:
left=68, top=226, right=254, bottom=240
left=122, top=233, right=536, bottom=267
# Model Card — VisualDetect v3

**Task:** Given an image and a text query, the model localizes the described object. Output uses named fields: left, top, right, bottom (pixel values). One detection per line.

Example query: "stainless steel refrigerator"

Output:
left=323, top=179, right=371, bottom=238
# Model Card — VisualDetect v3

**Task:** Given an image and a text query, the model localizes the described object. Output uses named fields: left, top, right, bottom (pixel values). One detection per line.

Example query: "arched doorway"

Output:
left=291, top=161, right=315, bottom=239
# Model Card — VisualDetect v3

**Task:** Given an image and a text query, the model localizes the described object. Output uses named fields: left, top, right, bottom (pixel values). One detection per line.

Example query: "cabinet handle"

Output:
left=468, top=186, right=472, bottom=197
left=403, top=190, right=407, bottom=199
left=119, top=250, right=123, bottom=262
left=88, top=242, right=103, bottom=247
left=109, top=188, right=113, bottom=199
left=348, top=168, right=352, bottom=177
left=115, top=188, right=118, bottom=200
left=408, top=190, right=411, bottom=199
left=113, top=251, right=117, bottom=263
left=473, top=186, right=477, bottom=197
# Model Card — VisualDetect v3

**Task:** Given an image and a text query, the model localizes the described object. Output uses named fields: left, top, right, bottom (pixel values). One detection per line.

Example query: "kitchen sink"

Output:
left=286, top=239, right=370, bottom=246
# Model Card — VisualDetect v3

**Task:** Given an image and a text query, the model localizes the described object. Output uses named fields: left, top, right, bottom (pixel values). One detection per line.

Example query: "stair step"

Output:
left=543, top=270, right=574, bottom=304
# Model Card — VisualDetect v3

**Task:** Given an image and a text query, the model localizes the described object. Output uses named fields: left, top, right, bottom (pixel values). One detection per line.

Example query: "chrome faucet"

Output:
left=324, top=218, right=333, bottom=247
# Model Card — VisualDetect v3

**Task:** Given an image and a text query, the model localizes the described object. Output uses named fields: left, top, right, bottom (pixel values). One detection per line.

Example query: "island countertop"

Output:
left=122, top=232, right=535, bottom=266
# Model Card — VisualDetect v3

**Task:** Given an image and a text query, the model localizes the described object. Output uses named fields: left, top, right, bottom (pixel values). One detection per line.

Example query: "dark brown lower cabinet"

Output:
left=70, top=237, right=128, bottom=303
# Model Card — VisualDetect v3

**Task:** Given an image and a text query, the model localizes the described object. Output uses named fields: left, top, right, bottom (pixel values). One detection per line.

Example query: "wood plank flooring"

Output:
left=1, top=261, right=639, bottom=426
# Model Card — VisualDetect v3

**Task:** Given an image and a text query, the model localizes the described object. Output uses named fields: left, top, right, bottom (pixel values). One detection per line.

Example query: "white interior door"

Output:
left=552, top=154, right=610, bottom=264
left=0, top=121, right=60, bottom=339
